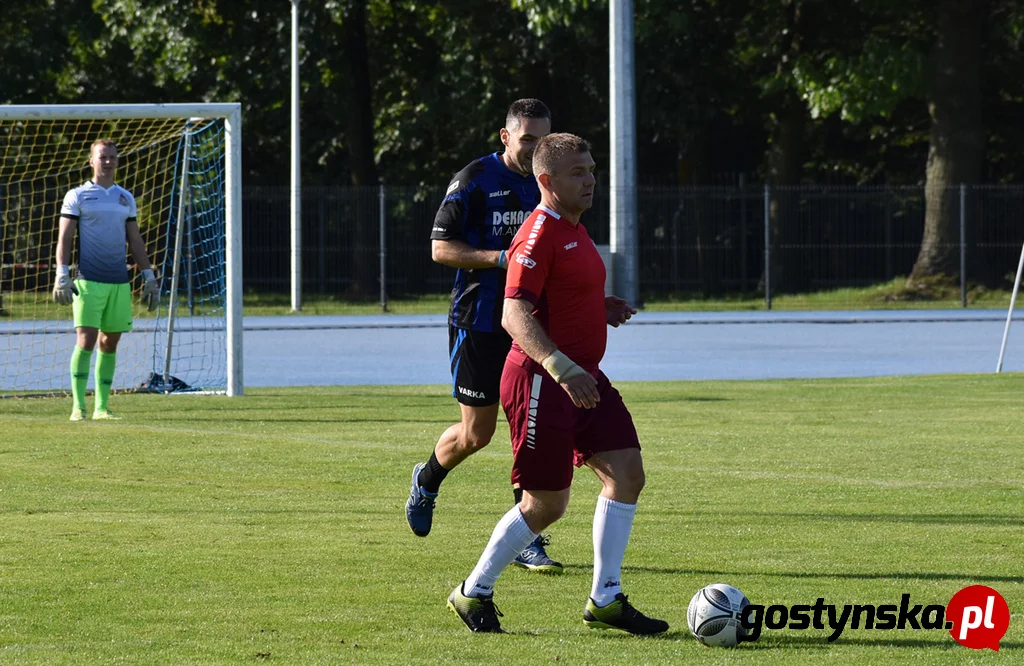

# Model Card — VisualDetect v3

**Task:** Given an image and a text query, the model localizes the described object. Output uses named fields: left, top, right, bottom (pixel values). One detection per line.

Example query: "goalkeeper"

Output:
left=53, top=138, right=159, bottom=421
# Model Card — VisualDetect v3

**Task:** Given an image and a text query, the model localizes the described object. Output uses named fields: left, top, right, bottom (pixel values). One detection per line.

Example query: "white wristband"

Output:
left=142, top=268, right=155, bottom=281
left=57, top=264, right=70, bottom=277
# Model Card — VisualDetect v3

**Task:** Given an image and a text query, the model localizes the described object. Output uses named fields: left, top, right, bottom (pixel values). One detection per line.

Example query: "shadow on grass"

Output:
left=599, top=565, right=1024, bottom=585
left=745, top=634, right=1022, bottom=650
left=660, top=510, right=1024, bottom=527
left=583, top=629, right=1021, bottom=650
left=625, top=396, right=731, bottom=404
left=151, top=415, right=455, bottom=424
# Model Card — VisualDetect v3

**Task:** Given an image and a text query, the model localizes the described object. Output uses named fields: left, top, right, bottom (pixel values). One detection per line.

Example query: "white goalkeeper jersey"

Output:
left=60, top=181, right=137, bottom=284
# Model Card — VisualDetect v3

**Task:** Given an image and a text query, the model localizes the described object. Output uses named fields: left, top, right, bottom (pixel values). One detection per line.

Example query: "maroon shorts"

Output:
left=500, top=350, right=641, bottom=491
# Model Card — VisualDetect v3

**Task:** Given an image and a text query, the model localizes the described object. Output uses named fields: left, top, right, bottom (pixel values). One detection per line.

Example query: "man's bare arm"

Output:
left=432, top=239, right=506, bottom=269
left=56, top=216, right=78, bottom=267
left=125, top=221, right=153, bottom=272
left=502, top=297, right=599, bottom=408
left=501, top=297, right=557, bottom=363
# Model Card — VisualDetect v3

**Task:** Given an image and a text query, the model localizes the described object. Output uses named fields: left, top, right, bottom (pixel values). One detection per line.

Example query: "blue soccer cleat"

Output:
left=406, top=462, right=438, bottom=537
left=513, top=534, right=563, bottom=574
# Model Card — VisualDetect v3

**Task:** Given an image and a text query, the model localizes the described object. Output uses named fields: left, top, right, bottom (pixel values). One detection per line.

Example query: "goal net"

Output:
left=0, top=104, right=242, bottom=396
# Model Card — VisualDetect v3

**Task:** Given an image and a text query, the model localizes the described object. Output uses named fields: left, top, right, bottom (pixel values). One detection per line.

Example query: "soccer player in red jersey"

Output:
left=446, top=133, right=668, bottom=635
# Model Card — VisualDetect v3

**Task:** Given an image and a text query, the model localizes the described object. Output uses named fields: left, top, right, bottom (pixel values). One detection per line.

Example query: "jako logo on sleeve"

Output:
left=515, top=253, right=536, bottom=269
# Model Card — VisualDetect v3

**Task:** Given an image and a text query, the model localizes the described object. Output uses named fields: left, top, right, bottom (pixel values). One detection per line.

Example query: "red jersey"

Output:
left=504, top=205, right=607, bottom=371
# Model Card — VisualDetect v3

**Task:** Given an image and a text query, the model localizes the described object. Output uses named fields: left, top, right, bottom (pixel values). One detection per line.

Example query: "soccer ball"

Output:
left=686, top=583, right=751, bottom=647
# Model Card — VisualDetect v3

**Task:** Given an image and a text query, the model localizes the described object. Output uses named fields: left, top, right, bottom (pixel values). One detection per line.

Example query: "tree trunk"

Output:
left=761, top=0, right=808, bottom=294
left=341, top=0, right=379, bottom=298
left=908, top=0, right=985, bottom=283
left=767, top=95, right=808, bottom=293
left=343, top=0, right=377, bottom=188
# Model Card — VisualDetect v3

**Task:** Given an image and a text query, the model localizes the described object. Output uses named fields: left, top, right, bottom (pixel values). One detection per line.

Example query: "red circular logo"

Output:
left=946, top=585, right=1010, bottom=651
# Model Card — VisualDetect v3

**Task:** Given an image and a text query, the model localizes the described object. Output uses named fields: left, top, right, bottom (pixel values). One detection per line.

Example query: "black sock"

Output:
left=513, top=487, right=523, bottom=505
left=418, top=452, right=449, bottom=494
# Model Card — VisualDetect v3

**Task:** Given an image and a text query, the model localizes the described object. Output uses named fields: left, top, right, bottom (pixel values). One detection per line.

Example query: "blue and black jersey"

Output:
left=430, top=152, right=540, bottom=332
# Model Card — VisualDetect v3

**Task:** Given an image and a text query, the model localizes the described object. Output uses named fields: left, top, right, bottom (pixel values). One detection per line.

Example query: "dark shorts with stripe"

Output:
left=449, top=325, right=513, bottom=407
left=500, top=349, right=641, bottom=491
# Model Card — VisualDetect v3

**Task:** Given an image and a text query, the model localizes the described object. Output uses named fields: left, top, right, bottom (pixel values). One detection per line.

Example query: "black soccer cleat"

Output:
left=584, top=593, right=669, bottom=635
left=448, top=583, right=505, bottom=633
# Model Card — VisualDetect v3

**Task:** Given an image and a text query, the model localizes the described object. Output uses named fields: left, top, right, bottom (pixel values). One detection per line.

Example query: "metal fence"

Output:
left=242, top=184, right=1024, bottom=304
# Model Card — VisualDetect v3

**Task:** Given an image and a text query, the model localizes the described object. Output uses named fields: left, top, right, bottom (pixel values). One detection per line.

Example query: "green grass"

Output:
left=1, top=375, right=1021, bottom=664
left=1, top=279, right=1018, bottom=319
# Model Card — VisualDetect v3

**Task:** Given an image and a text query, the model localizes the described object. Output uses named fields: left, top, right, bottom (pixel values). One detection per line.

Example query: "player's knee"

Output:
left=608, top=464, right=646, bottom=499
left=520, top=494, right=568, bottom=531
left=626, top=466, right=647, bottom=495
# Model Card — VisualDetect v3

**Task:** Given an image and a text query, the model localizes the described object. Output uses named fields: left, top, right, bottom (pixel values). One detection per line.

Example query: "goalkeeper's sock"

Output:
left=418, top=451, right=450, bottom=494
left=95, top=351, right=117, bottom=413
left=70, top=346, right=92, bottom=411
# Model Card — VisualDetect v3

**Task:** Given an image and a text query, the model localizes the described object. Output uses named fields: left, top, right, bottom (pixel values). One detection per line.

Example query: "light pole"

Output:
left=290, top=0, right=302, bottom=311
left=610, top=0, right=638, bottom=305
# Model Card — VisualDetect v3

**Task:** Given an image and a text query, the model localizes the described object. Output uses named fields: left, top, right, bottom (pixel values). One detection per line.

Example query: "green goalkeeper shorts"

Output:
left=73, top=279, right=133, bottom=332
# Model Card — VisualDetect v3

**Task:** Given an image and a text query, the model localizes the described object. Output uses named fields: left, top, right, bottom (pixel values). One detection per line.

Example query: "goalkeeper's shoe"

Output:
left=405, top=462, right=437, bottom=537
left=447, top=583, right=505, bottom=633
left=513, top=534, right=563, bottom=574
left=92, top=409, right=122, bottom=421
left=69, top=408, right=86, bottom=422
left=584, top=593, right=669, bottom=635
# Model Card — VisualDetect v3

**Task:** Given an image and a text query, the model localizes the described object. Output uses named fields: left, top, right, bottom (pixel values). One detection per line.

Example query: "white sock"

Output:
left=591, top=495, right=637, bottom=606
left=464, top=506, right=538, bottom=598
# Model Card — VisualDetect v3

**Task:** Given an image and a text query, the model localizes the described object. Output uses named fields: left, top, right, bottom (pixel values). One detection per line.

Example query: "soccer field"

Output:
left=1, top=375, right=1021, bottom=664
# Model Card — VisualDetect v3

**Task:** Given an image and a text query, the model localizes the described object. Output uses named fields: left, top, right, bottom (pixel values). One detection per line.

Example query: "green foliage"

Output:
left=792, top=41, right=926, bottom=123
left=6, top=0, right=1024, bottom=186
left=510, top=0, right=598, bottom=34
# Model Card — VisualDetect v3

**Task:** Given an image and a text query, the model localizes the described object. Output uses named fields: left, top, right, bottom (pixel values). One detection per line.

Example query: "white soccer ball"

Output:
left=687, top=582, right=752, bottom=647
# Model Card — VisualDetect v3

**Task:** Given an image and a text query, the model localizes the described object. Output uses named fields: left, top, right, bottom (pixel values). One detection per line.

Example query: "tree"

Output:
left=908, top=0, right=985, bottom=283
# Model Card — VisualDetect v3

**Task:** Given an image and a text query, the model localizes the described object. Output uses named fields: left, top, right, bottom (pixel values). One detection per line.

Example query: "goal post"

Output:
left=0, top=103, right=243, bottom=396
left=996, top=240, right=1024, bottom=373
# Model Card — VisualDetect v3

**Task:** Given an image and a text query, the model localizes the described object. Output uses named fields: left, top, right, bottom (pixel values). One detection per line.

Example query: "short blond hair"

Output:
left=90, top=138, right=118, bottom=154
left=532, top=133, right=591, bottom=176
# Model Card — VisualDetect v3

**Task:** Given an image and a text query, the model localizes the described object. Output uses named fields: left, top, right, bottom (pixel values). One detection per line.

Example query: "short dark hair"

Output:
left=532, top=133, right=592, bottom=176
left=505, top=98, right=551, bottom=132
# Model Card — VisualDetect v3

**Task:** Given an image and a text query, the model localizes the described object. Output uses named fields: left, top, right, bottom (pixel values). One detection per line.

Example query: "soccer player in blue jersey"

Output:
left=406, top=99, right=562, bottom=573
left=52, top=139, right=159, bottom=421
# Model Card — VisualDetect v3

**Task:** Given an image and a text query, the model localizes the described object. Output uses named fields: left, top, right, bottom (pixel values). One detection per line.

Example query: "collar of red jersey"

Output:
left=537, top=204, right=561, bottom=219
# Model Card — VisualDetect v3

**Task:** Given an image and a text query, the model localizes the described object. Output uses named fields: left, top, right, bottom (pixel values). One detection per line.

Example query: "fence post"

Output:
left=960, top=184, right=967, bottom=308
left=739, top=173, right=748, bottom=292
left=380, top=184, right=387, bottom=311
left=318, top=196, right=326, bottom=292
left=764, top=184, right=771, bottom=310
left=884, top=186, right=893, bottom=280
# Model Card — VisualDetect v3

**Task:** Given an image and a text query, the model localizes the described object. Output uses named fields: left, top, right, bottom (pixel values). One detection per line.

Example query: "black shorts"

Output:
left=449, top=326, right=513, bottom=407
